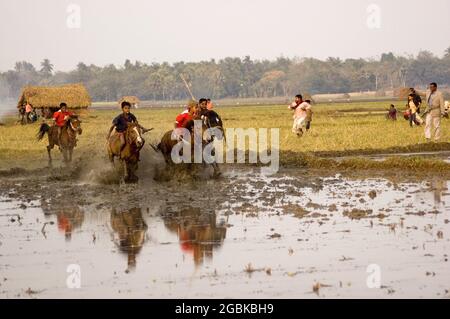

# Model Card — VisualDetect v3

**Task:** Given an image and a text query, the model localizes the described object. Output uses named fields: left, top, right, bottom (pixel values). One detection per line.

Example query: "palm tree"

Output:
left=40, top=59, right=54, bottom=77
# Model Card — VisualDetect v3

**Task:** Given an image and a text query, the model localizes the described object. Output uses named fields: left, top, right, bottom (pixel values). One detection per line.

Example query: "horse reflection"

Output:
left=110, top=207, right=148, bottom=271
left=162, top=207, right=227, bottom=266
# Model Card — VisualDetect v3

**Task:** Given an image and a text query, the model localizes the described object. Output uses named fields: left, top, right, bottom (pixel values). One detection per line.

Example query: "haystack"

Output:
left=118, top=96, right=140, bottom=107
left=17, top=83, right=91, bottom=109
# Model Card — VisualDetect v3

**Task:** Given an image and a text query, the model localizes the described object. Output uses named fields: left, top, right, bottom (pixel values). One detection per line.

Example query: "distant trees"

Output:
left=1, top=49, right=450, bottom=102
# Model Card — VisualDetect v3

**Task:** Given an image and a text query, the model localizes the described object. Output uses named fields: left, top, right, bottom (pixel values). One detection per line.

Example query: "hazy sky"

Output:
left=1, top=0, right=449, bottom=71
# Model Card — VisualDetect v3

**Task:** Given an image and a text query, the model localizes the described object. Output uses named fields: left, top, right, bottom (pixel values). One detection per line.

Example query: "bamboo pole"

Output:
left=179, top=74, right=196, bottom=101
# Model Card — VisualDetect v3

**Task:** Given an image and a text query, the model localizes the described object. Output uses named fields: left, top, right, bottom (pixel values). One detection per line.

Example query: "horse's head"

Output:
left=126, top=123, right=144, bottom=148
left=202, top=110, right=224, bottom=142
left=68, top=115, right=83, bottom=135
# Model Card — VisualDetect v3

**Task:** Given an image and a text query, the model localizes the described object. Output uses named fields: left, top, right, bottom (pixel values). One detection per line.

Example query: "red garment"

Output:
left=175, top=110, right=193, bottom=128
left=53, top=110, right=73, bottom=127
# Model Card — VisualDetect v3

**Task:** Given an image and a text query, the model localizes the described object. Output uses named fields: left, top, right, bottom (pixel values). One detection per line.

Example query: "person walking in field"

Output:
left=289, top=94, right=311, bottom=137
left=53, top=103, right=74, bottom=145
left=408, top=94, right=419, bottom=127
left=424, top=82, right=446, bottom=142
left=409, top=88, right=422, bottom=114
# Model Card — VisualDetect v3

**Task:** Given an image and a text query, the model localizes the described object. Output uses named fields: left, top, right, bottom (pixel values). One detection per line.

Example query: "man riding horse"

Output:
left=175, top=100, right=196, bottom=129
left=107, top=101, right=150, bottom=158
left=53, top=102, right=74, bottom=146
left=107, top=101, right=152, bottom=182
left=37, top=102, right=82, bottom=166
left=158, top=99, right=224, bottom=177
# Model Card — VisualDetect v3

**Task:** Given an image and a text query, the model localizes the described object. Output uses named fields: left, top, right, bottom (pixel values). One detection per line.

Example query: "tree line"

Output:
left=1, top=48, right=450, bottom=102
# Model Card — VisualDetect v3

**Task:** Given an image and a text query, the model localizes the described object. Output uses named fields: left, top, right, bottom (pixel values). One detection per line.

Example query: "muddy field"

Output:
left=0, top=154, right=449, bottom=298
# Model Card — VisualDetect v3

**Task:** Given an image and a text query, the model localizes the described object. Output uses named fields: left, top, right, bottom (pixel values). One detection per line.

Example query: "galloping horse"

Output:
left=157, top=110, right=224, bottom=177
left=37, top=115, right=83, bottom=166
left=107, top=122, right=145, bottom=183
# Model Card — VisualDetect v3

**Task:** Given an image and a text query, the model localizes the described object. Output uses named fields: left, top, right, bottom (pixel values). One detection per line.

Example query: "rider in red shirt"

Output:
left=175, top=100, right=196, bottom=129
left=52, top=103, right=74, bottom=144
left=175, top=110, right=193, bottom=128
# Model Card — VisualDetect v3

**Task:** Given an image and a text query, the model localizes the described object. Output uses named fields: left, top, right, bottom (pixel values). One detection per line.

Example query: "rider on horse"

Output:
left=52, top=102, right=74, bottom=145
left=107, top=101, right=149, bottom=155
left=175, top=100, right=196, bottom=127
left=198, top=98, right=209, bottom=117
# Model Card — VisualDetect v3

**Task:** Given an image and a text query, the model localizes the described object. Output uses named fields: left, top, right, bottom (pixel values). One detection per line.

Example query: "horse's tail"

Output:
left=37, top=123, right=50, bottom=141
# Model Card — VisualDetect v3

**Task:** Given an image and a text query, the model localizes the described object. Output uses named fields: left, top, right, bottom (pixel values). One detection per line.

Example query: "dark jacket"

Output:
left=113, top=113, right=137, bottom=133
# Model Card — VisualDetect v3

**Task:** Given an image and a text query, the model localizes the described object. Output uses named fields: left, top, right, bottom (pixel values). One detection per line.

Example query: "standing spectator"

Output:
left=424, top=83, right=445, bottom=142
left=18, top=104, right=26, bottom=125
left=25, top=102, right=33, bottom=123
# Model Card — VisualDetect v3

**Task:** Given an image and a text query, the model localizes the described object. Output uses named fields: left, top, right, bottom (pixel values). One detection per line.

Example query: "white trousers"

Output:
left=424, top=114, right=441, bottom=141
left=292, top=117, right=306, bottom=134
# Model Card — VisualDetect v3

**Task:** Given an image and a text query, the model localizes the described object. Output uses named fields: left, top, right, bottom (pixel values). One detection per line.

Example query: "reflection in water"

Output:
left=413, top=178, right=449, bottom=207
left=40, top=200, right=85, bottom=241
left=162, top=207, right=227, bottom=266
left=56, top=208, right=85, bottom=241
left=110, top=207, right=148, bottom=271
left=431, top=179, right=447, bottom=204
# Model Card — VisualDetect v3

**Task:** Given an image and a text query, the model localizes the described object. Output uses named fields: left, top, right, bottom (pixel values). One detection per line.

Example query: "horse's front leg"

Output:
left=62, top=149, right=68, bottom=164
left=122, top=160, right=129, bottom=182
left=109, top=154, right=115, bottom=167
left=69, top=148, right=73, bottom=162
left=212, top=162, right=221, bottom=178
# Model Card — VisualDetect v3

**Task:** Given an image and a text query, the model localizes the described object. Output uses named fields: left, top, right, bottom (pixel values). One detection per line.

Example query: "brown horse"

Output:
left=156, top=110, right=224, bottom=177
left=37, top=115, right=83, bottom=166
left=107, top=122, right=145, bottom=183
